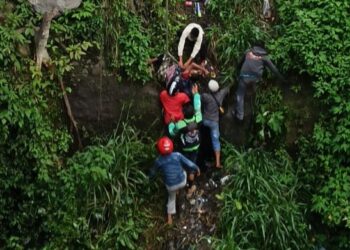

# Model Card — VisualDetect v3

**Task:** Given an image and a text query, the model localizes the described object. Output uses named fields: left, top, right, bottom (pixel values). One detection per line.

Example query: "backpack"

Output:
left=156, top=54, right=172, bottom=83
left=165, top=65, right=182, bottom=88
left=180, top=120, right=200, bottom=150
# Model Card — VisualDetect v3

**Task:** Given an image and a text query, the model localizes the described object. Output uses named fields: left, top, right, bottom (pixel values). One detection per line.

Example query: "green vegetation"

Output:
left=1, top=0, right=349, bottom=249
left=272, top=0, right=350, bottom=247
left=212, top=146, right=309, bottom=249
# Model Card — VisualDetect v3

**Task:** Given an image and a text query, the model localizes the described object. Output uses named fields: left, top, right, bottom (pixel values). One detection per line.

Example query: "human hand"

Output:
left=192, top=84, right=198, bottom=94
left=196, top=169, right=201, bottom=177
left=178, top=57, right=184, bottom=69
left=184, top=58, right=193, bottom=69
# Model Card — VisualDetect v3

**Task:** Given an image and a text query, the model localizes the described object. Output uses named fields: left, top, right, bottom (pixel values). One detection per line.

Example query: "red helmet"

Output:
left=157, top=137, right=174, bottom=155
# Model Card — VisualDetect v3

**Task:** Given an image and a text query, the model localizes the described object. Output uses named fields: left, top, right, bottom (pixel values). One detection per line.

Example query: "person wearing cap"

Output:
left=178, top=23, right=205, bottom=70
left=201, top=80, right=229, bottom=169
left=149, top=137, right=200, bottom=224
left=160, top=80, right=190, bottom=125
left=232, top=42, right=286, bottom=121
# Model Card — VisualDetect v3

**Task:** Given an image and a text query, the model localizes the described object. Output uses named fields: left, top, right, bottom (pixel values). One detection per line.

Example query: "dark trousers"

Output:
left=183, top=151, right=198, bottom=165
left=234, top=77, right=258, bottom=120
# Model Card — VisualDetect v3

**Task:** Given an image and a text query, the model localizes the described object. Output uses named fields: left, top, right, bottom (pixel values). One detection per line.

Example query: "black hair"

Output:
left=183, top=103, right=195, bottom=119
left=167, top=80, right=179, bottom=96
left=253, top=40, right=266, bottom=50
left=190, top=28, right=200, bottom=39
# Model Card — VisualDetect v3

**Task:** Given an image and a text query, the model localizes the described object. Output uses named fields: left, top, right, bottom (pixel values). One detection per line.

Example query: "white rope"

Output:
left=263, top=0, right=271, bottom=17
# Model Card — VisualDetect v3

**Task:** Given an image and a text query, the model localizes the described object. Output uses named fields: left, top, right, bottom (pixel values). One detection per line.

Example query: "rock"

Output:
left=220, top=175, right=231, bottom=185
left=91, top=62, right=102, bottom=76
left=189, top=199, right=196, bottom=206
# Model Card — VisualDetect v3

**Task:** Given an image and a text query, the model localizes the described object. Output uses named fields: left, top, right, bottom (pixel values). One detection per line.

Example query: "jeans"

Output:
left=234, top=77, right=258, bottom=120
left=202, top=119, right=220, bottom=151
left=165, top=171, right=187, bottom=214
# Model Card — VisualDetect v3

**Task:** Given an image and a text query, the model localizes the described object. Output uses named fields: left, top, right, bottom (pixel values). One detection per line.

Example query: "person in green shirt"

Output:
left=168, top=84, right=201, bottom=197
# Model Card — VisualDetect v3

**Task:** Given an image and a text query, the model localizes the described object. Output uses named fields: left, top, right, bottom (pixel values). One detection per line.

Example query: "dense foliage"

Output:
left=212, top=146, right=309, bottom=249
left=271, top=0, right=350, bottom=247
left=0, top=1, right=152, bottom=248
left=41, top=125, right=153, bottom=249
left=207, top=0, right=271, bottom=83
left=206, top=0, right=350, bottom=248
left=1, top=0, right=350, bottom=249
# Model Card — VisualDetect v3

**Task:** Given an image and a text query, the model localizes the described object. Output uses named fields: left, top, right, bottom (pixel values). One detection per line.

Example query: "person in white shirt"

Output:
left=178, top=23, right=205, bottom=70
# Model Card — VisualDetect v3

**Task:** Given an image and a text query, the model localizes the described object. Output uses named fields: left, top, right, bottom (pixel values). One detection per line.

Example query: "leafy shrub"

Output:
left=212, top=145, right=309, bottom=249
left=207, top=0, right=271, bottom=84
left=312, top=167, right=350, bottom=229
left=271, top=0, right=350, bottom=238
left=0, top=76, right=71, bottom=247
left=0, top=1, right=154, bottom=248
left=42, top=124, right=153, bottom=249
left=253, top=86, right=287, bottom=146
left=103, top=1, right=152, bottom=83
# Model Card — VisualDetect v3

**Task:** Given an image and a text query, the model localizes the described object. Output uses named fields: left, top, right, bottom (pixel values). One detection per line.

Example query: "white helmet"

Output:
left=208, top=79, right=219, bottom=92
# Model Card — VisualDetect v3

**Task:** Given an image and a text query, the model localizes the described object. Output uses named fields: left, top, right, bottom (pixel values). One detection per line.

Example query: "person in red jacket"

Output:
left=160, top=81, right=190, bottom=124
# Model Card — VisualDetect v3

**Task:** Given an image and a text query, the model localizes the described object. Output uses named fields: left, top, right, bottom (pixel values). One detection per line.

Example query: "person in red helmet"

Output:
left=149, top=137, right=200, bottom=224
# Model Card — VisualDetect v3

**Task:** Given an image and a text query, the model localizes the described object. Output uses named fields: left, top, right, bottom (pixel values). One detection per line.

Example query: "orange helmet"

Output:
left=156, top=137, right=174, bottom=155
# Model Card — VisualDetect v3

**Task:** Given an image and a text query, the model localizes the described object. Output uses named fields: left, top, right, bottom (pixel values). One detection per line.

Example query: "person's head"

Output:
left=251, top=40, right=268, bottom=56
left=183, top=103, right=195, bottom=119
left=167, top=79, right=180, bottom=96
left=208, top=79, right=219, bottom=92
left=156, top=136, right=174, bottom=155
left=253, top=40, right=266, bottom=50
left=190, top=27, right=200, bottom=40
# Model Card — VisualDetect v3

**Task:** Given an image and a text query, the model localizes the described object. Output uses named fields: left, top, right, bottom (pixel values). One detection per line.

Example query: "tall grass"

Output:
left=212, top=144, right=310, bottom=249
left=207, top=0, right=271, bottom=84
left=43, top=123, right=154, bottom=249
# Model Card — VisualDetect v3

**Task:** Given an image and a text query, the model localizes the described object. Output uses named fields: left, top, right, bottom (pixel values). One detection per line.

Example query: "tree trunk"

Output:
left=35, top=8, right=59, bottom=70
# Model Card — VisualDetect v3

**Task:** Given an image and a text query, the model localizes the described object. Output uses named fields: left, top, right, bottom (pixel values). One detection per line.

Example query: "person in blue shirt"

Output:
left=149, top=137, right=200, bottom=224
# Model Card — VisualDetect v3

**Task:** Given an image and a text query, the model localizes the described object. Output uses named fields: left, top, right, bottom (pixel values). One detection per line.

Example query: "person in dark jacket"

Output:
left=232, top=42, right=286, bottom=121
left=149, top=137, right=200, bottom=224
left=201, top=80, right=229, bottom=169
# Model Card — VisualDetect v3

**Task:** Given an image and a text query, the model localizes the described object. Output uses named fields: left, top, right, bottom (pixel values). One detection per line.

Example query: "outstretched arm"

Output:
left=188, top=62, right=209, bottom=75
left=263, top=57, right=286, bottom=82
left=178, top=153, right=200, bottom=173
left=178, top=27, right=189, bottom=66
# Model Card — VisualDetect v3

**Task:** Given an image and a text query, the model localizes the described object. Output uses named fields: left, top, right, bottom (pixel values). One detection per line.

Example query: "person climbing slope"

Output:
left=178, top=23, right=206, bottom=69
left=232, top=42, right=286, bottom=121
left=149, top=137, right=200, bottom=224
left=201, top=79, right=229, bottom=169
left=168, top=84, right=202, bottom=197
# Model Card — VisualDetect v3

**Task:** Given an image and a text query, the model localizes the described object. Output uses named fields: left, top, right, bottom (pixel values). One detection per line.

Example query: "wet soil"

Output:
left=158, top=168, right=225, bottom=250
